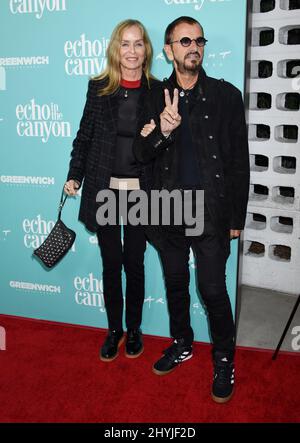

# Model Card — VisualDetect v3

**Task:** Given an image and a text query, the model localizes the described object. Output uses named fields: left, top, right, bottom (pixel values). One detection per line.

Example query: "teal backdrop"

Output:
left=0, top=0, right=247, bottom=342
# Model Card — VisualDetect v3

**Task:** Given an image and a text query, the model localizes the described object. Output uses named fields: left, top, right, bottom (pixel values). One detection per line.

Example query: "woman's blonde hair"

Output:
left=93, top=19, right=154, bottom=96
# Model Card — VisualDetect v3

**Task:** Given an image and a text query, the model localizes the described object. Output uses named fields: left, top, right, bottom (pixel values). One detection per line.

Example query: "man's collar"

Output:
left=167, top=65, right=207, bottom=99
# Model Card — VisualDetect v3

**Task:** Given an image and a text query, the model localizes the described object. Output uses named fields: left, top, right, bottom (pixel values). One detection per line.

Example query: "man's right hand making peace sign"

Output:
left=160, top=88, right=182, bottom=137
left=141, top=88, right=182, bottom=138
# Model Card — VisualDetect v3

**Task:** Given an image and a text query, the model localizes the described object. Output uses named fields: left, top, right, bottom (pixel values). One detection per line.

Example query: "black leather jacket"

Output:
left=133, top=67, right=250, bottom=243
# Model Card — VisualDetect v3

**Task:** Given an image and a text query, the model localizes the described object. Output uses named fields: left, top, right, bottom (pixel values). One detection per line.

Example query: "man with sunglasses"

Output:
left=134, top=17, right=249, bottom=403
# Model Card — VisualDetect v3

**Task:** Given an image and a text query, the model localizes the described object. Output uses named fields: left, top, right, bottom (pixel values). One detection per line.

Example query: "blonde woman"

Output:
left=64, top=20, right=158, bottom=362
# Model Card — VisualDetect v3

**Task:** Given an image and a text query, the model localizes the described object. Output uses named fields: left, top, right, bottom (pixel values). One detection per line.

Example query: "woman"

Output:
left=64, top=19, right=157, bottom=362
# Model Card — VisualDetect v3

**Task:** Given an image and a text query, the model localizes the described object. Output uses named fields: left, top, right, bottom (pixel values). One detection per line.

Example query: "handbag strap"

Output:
left=58, top=188, right=68, bottom=220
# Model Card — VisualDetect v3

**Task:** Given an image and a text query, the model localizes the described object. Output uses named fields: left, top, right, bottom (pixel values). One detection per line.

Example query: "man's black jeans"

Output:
left=159, top=202, right=235, bottom=358
left=96, top=189, right=146, bottom=332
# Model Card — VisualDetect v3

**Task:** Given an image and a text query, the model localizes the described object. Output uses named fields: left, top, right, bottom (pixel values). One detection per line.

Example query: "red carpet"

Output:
left=0, top=314, right=299, bottom=423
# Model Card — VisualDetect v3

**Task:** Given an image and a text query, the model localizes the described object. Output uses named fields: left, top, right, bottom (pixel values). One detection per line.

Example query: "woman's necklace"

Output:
left=120, top=78, right=142, bottom=99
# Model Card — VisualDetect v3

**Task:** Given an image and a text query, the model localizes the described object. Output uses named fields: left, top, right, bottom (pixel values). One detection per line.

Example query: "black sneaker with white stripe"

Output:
left=153, top=338, right=193, bottom=375
left=211, top=352, right=235, bottom=403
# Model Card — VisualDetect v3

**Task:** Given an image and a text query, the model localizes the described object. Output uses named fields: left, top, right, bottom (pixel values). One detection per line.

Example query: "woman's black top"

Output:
left=112, top=79, right=142, bottom=178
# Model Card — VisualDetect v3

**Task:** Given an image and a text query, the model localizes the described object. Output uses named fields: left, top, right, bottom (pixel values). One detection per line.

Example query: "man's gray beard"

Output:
left=175, top=58, right=201, bottom=75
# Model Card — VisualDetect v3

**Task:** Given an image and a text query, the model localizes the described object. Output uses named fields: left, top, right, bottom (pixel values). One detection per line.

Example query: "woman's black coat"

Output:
left=67, top=74, right=156, bottom=232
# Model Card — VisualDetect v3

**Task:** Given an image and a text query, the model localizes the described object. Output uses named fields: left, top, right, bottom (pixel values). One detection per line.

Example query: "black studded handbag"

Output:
left=33, top=189, right=76, bottom=268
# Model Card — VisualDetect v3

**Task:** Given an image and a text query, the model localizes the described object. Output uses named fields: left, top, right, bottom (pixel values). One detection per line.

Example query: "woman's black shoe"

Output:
left=125, top=328, right=144, bottom=358
left=100, top=330, right=124, bottom=362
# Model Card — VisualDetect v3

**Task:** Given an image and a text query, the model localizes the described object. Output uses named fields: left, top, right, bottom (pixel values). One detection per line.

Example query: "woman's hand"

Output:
left=141, top=119, right=156, bottom=137
left=230, top=229, right=242, bottom=239
left=64, top=179, right=80, bottom=196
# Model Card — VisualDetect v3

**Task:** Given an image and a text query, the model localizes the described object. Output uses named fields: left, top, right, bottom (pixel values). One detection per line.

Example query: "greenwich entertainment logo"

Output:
left=0, top=67, right=5, bottom=123
left=1, top=175, right=55, bottom=186
left=0, top=56, right=49, bottom=67
left=164, top=0, right=231, bottom=10
left=10, top=280, right=61, bottom=294
left=74, top=273, right=105, bottom=313
left=16, top=99, right=71, bottom=143
left=9, top=0, right=67, bottom=19
left=64, top=33, right=109, bottom=76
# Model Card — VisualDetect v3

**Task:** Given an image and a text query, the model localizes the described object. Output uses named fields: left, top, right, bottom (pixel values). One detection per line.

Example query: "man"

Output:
left=133, top=16, right=250, bottom=403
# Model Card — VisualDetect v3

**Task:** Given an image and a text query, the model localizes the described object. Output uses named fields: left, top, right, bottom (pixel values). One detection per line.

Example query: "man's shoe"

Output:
left=100, top=330, right=124, bottom=362
left=153, top=339, right=193, bottom=375
left=125, top=328, right=144, bottom=358
left=211, top=352, right=235, bottom=403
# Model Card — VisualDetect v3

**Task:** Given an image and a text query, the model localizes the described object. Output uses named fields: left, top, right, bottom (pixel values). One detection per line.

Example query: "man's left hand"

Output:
left=230, top=229, right=242, bottom=239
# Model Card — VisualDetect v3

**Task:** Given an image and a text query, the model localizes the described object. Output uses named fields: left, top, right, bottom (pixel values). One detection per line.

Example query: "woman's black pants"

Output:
left=96, top=189, right=146, bottom=332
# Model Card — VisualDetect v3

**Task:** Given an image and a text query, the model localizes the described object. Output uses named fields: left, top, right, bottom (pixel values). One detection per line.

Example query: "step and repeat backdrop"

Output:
left=0, top=0, right=247, bottom=341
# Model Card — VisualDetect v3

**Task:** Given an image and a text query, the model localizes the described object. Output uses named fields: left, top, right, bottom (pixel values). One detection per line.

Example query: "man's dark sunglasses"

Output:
left=169, top=37, right=208, bottom=47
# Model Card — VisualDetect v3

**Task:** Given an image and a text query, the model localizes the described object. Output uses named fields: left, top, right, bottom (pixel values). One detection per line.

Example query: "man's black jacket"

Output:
left=133, top=67, right=250, bottom=249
